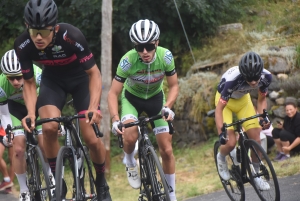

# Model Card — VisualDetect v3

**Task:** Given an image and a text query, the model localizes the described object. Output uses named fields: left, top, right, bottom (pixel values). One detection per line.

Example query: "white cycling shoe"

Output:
left=19, top=191, right=31, bottom=201
left=254, top=177, right=270, bottom=190
left=126, top=165, right=141, bottom=189
left=217, top=153, right=231, bottom=181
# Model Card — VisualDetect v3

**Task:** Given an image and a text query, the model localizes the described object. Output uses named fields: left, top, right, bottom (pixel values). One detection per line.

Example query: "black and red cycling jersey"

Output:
left=14, top=23, right=96, bottom=79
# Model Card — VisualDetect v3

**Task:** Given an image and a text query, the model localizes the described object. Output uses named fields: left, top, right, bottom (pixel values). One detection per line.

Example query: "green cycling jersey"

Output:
left=115, top=46, right=175, bottom=99
left=0, top=65, right=41, bottom=105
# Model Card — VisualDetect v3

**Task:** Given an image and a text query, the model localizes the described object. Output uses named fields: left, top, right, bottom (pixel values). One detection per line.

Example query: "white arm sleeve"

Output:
left=0, top=104, right=12, bottom=129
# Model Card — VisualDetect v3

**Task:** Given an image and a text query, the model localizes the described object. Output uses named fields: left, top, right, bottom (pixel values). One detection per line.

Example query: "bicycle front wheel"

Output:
left=213, top=141, right=245, bottom=201
left=35, top=146, right=52, bottom=201
left=245, top=139, right=280, bottom=201
left=55, top=146, right=81, bottom=201
left=139, top=146, right=171, bottom=201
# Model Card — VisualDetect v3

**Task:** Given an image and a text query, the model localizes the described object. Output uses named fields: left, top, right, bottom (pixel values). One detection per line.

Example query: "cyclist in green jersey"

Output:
left=108, top=19, right=179, bottom=201
left=0, top=49, right=53, bottom=200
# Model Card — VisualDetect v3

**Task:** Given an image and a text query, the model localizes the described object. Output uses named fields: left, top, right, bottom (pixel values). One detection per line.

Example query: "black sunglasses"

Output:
left=246, top=75, right=261, bottom=82
left=28, top=26, right=55, bottom=38
left=135, top=43, right=156, bottom=52
left=7, top=76, right=23, bottom=81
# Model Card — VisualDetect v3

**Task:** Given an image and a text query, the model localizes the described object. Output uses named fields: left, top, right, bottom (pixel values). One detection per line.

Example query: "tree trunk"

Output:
left=100, top=0, right=112, bottom=177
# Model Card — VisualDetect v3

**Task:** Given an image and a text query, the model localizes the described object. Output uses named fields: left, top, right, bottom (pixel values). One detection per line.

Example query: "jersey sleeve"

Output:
left=163, top=49, right=176, bottom=76
left=259, top=73, right=272, bottom=95
left=62, top=26, right=96, bottom=71
left=217, top=78, right=236, bottom=103
left=115, top=55, right=131, bottom=83
left=0, top=75, right=8, bottom=104
left=14, top=36, right=35, bottom=80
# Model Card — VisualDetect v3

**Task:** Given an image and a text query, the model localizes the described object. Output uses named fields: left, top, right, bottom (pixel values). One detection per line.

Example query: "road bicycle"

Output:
left=24, top=112, right=102, bottom=201
left=5, top=120, right=53, bottom=201
left=117, top=113, right=174, bottom=201
left=210, top=109, right=280, bottom=201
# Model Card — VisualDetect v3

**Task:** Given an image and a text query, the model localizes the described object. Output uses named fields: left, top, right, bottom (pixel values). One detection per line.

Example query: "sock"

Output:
left=286, top=154, right=290, bottom=157
left=165, top=173, right=176, bottom=201
left=124, top=150, right=137, bottom=167
left=93, top=162, right=105, bottom=187
left=217, top=152, right=226, bottom=162
left=16, top=173, right=28, bottom=193
left=47, top=157, right=57, bottom=177
left=45, top=162, right=52, bottom=175
left=3, top=177, right=10, bottom=182
left=253, top=162, right=260, bottom=173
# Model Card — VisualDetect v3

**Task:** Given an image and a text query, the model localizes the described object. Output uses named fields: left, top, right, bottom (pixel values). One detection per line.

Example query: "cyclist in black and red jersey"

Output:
left=14, top=0, right=111, bottom=200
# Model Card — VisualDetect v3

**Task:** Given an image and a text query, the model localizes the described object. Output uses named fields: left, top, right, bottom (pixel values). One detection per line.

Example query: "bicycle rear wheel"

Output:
left=139, top=146, right=171, bottom=201
left=214, top=141, right=245, bottom=201
left=244, top=139, right=280, bottom=201
left=55, top=146, right=81, bottom=201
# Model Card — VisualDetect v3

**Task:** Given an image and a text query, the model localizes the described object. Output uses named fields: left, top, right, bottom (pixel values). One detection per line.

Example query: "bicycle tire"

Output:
left=35, top=146, right=52, bottom=201
left=80, top=146, right=97, bottom=200
left=139, top=146, right=171, bottom=201
left=55, top=146, right=81, bottom=201
left=244, top=139, right=280, bottom=201
left=213, top=141, right=245, bottom=201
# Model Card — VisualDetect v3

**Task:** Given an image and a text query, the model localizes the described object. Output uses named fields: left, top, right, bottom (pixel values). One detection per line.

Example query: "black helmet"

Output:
left=24, top=0, right=58, bottom=28
left=239, top=51, right=264, bottom=82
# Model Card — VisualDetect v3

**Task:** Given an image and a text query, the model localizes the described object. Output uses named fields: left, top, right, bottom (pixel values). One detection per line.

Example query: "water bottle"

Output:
left=230, top=147, right=240, bottom=165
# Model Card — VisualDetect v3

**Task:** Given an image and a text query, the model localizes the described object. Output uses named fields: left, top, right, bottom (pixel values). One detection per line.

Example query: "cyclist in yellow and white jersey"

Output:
left=215, top=51, right=272, bottom=191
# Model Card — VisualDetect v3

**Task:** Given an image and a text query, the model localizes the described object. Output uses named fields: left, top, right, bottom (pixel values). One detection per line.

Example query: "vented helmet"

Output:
left=24, top=0, right=58, bottom=28
left=239, top=51, right=264, bottom=82
left=129, top=19, right=160, bottom=44
left=1, top=50, right=22, bottom=76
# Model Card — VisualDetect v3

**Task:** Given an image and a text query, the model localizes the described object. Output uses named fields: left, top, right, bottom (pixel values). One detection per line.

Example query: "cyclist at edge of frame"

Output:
left=215, top=51, right=272, bottom=191
left=0, top=49, right=50, bottom=198
left=108, top=19, right=179, bottom=201
left=13, top=0, right=111, bottom=201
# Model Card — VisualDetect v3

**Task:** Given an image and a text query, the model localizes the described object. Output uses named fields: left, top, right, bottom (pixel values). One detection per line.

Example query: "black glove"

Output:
left=259, top=118, right=270, bottom=130
left=219, top=132, right=227, bottom=145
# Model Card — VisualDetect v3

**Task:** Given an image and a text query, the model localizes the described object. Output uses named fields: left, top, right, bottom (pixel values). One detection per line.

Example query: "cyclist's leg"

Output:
left=0, top=140, right=13, bottom=190
left=37, top=75, right=66, bottom=176
left=147, top=90, right=176, bottom=200
left=8, top=146, right=15, bottom=182
left=9, top=110, right=29, bottom=195
left=71, top=74, right=111, bottom=200
left=214, top=92, right=237, bottom=157
left=118, top=90, right=140, bottom=188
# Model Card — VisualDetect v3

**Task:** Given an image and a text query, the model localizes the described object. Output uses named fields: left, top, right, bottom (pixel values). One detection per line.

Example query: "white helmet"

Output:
left=129, top=19, right=160, bottom=44
left=1, top=50, right=22, bottom=76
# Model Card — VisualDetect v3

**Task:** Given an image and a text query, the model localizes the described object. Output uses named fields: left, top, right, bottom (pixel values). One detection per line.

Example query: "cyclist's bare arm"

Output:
left=215, top=99, right=227, bottom=134
left=108, top=79, right=124, bottom=122
left=85, top=64, right=102, bottom=124
left=22, top=77, right=38, bottom=132
left=257, top=91, right=267, bottom=114
left=165, top=73, right=179, bottom=108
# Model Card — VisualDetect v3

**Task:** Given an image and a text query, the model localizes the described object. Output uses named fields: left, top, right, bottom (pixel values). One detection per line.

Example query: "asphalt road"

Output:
left=184, top=174, right=300, bottom=201
left=0, top=190, right=18, bottom=201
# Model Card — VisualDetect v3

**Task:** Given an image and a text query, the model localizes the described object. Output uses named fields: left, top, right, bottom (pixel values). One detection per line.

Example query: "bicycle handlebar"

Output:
left=117, top=112, right=174, bottom=148
left=5, top=112, right=102, bottom=145
left=221, top=109, right=269, bottom=137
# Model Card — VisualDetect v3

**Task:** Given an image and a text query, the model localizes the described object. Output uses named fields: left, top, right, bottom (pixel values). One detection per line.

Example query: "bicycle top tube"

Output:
left=222, top=109, right=269, bottom=130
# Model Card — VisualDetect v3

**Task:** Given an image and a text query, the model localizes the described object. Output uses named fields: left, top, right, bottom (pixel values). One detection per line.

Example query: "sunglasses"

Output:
left=28, top=27, right=54, bottom=38
left=135, top=43, right=156, bottom=52
left=7, top=76, right=23, bottom=81
left=246, top=75, right=261, bottom=82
